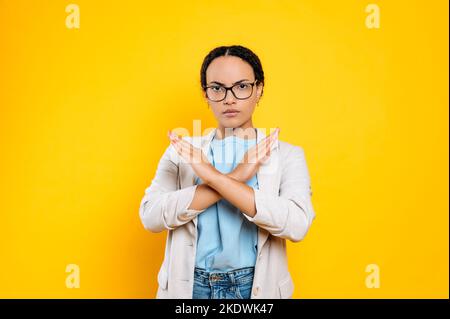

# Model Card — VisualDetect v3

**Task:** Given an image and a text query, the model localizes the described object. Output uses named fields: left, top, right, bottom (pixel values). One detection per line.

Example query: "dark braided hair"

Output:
left=200, top=45, right=265, bottom=98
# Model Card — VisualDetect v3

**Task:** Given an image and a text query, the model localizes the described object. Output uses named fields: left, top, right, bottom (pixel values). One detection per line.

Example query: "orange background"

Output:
left=0, top=0, right=448, bottom=298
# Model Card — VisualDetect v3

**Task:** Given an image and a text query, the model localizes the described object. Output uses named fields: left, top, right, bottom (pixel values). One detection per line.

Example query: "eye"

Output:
left=238, top=83, right=250, bottom=89
left=211, top=86, right=222, bottom=91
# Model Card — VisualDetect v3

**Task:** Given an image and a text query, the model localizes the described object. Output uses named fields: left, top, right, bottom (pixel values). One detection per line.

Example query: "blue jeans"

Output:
left=192, top=266, right=255, bottom=299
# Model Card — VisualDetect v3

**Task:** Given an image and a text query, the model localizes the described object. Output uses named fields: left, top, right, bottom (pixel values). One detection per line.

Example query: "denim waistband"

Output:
left=194, top=266, right=255, bottom=286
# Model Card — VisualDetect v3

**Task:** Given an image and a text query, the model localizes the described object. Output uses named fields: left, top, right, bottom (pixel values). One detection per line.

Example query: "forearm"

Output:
left=187, top=183, right=222, bottom=210
left=205, top=172, right=257, bottom=218
left=187, top=172, right=245, bottom=211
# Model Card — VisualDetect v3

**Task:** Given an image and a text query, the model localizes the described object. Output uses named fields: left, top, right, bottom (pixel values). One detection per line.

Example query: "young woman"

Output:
left=139, top=45, right=316, bottom=299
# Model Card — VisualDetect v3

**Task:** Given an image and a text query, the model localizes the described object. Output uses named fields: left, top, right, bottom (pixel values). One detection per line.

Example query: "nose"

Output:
left=224, top=88, right=236, bottom=104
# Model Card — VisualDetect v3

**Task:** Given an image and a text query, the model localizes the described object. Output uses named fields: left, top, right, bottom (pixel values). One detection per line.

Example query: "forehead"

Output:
left=206, top=56, right=254, bottom=85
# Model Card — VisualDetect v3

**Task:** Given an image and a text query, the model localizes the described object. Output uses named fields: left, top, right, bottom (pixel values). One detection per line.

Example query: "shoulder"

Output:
left=278, top=139, right=305, bottom=158
left=277, top=140, right=311, bottom=179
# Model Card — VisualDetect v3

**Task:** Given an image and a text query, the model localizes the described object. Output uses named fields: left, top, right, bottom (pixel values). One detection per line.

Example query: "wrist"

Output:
left=227, top=170, right=241, bottom=182
left=228, top=164, right=245, bottom=182
left=203, top=165, right=221, bottom=185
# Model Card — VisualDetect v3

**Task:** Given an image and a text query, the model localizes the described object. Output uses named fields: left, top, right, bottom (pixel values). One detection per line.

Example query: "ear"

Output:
left=202, top=91, right=211, bottom=108
left=201, top=88, right=208, bottom=102
left=256, top=83, right=264, bottom=99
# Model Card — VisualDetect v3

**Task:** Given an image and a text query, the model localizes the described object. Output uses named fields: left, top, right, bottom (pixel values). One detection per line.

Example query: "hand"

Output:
left=168, top=130, right=218, bottom=184
left=230, top=127, right=280, bottom=182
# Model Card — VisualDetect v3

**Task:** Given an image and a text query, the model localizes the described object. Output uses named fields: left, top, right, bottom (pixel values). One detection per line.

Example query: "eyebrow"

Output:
left=208, top=79, right=251, bottom=86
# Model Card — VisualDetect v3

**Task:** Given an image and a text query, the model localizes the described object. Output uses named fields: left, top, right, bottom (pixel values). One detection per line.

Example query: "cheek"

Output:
left=240, top=100, right=257, bottom=114
left=210, top=105, right=222, bottom=116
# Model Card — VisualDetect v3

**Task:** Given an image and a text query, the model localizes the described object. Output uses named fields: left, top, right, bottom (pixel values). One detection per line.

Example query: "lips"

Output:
left=222, top=109, right=240, bottom=118
left=223, top=108, right=240, bottom=114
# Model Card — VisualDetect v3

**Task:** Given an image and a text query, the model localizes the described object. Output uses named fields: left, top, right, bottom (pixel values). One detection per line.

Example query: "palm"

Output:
left=235, top=128, right=279, bottom=182
left=168, top=131, right=215, bottom=182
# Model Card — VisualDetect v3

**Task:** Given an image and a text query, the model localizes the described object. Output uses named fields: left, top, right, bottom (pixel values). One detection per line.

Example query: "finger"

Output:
left=171, top=141, right=183, bottom=157
left=267, top=127, right=279, bottom=142
left=175, top=144, right=192, bottom=163
left=182, top=146, right=195, bottom=163
left=269, top=133, right=278, bottom=149
left=174, top=139, right=204, bottom=164
left=260, top=128, right=278, bottom=146
left=178, top=138, right=193, bottom=150
left=169, top=133, right=185, bottom=150
left=168, top=130, right=175, bottom=143
left=170, top=135, right=193, bottom=156
left=178, top=139, right=204, bottom=158
left=168, top=131, right=183, bottom=143
left=168, top=130, right=179, bottom=140
left=260, top=136, right=276, bottom=162
left=169, top=137, right=194, bottom=163
left=171, top=135, right=192, bottom=149
left=170, top=138, right=182, bottom=152
left=268, top=128, right=279, bottom=145
left=263, top=137, right=275, bottom=161
left=261, top=134, right=272, bottom=145
left=168, top=131, right=179, bottom=144
left=260, top=147, right=271, bottom=163
left=270, top=128, right=280, bottom=144
left=257, top=137, right=270, bottom=151
left=178, top=148, right=191, bottom=162
left=178, top=140, right=195, bottom=156
left=263, top=136, right=272, bottom=150
left=179, top=141, right=200, bottom=163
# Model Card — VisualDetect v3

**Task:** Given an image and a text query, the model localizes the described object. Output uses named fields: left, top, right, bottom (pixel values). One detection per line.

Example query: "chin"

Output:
left=220, top=121, right=243, bottom=128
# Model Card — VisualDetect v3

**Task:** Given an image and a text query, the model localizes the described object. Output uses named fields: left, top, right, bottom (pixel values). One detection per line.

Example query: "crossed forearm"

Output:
left=187, top=171, right=257, bottom=218
left=187, top=183, right=223, bottom=211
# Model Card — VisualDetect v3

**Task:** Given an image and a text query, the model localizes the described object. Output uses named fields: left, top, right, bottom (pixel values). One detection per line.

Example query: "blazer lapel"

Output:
left=254, top=127, right=280, bottom=252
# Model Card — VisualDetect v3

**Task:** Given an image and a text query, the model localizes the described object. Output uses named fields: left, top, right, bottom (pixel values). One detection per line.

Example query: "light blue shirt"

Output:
left=194, top=134, right=259, bottom=272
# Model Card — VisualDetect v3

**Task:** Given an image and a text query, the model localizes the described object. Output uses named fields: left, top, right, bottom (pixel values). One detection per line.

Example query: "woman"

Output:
left=139, top=45, right=316, bottom=299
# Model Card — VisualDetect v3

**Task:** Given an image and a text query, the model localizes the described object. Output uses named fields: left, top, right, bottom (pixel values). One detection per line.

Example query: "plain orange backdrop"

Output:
left=0, top=0, right=448, bottom=298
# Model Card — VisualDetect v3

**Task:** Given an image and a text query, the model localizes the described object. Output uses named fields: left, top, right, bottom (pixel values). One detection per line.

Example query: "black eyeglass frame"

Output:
left=203, top=80, right=259, bottom=102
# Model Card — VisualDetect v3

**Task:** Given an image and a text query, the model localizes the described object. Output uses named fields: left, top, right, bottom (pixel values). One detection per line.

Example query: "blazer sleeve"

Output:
left=244, top=145, right=316, bottom=242
left=139, top=144, right=206, bottom=233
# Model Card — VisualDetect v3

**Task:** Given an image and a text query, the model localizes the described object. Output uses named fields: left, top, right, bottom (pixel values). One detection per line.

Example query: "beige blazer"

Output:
left=139, top=127, right=316, bottom=299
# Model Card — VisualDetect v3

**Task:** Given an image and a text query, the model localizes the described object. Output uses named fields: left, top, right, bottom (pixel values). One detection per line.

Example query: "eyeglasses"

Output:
left=203, top=80, right=259, bottom=102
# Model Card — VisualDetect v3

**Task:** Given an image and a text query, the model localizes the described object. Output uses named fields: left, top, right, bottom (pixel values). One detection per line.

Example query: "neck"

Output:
left=215, top=119, right=256, bottom=140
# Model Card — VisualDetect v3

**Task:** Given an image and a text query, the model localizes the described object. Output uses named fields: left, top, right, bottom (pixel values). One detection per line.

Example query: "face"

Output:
left=204, top=56, right=263, bottom=134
